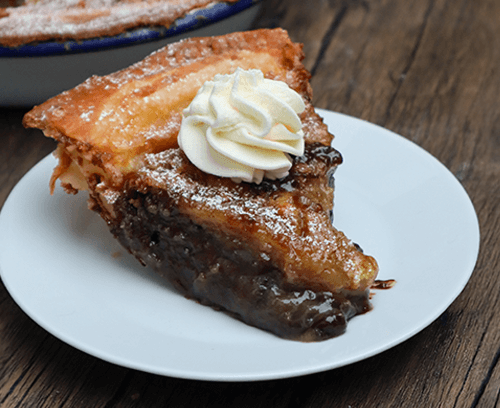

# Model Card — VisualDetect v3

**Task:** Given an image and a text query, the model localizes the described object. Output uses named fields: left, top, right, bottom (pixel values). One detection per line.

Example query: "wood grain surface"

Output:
left=1, top=0, right=499, bottom=407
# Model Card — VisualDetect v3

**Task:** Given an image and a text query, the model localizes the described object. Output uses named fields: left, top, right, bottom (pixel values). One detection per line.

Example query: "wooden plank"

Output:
left=0, top=0, right=499, bottom=406
left=254, top=0, right=344, bottom=72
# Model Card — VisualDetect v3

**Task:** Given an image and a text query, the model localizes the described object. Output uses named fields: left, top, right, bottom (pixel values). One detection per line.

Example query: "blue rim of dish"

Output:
left=0, top=0, right=259, bottom=58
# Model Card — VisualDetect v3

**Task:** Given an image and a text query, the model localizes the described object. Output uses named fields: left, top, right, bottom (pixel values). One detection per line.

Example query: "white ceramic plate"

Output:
left=0, top=110, right=480, bottom=382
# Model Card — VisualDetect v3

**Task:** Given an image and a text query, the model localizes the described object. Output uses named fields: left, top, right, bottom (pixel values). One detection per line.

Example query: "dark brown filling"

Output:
left=101, top=188, right=372, bottom=342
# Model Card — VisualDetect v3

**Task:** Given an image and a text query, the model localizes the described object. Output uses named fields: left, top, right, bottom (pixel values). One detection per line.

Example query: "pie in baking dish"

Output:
left=0, top=0, right=240, bottom=47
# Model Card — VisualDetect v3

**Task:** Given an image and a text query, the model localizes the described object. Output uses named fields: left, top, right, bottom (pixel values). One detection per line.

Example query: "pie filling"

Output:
left=84, top=144, right=372, bottom=342
left=108, top=192, right=371, bottom=342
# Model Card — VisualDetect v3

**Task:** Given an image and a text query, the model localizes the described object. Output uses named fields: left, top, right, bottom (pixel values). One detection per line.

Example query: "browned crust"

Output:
left=0, top=0, right=240, bottom=47
left=133, top=146, right=378, bottom=292
left=23, top=28, right=333, bottom=189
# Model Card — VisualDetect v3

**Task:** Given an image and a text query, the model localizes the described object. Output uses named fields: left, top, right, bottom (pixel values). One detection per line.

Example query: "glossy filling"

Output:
left=103, top=182, right=371, bottom=342
left=82, top=144, right=374, bottom=342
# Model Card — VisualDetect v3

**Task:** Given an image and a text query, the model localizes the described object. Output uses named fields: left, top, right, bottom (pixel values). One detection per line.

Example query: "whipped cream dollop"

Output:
left=178, top=68, right=305, bottom=184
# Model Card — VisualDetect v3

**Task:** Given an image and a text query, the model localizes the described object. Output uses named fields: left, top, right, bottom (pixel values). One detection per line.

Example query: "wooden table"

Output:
left=1, top=0, right=499, bottom=406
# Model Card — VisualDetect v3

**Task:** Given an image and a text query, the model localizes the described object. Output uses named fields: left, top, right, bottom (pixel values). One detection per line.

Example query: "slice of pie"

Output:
left=23, top=28, right=379, bottom=341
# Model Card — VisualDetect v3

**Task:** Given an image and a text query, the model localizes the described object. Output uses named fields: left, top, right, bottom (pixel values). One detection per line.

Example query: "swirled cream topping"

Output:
left=178, top=68, right=305, bottom=184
